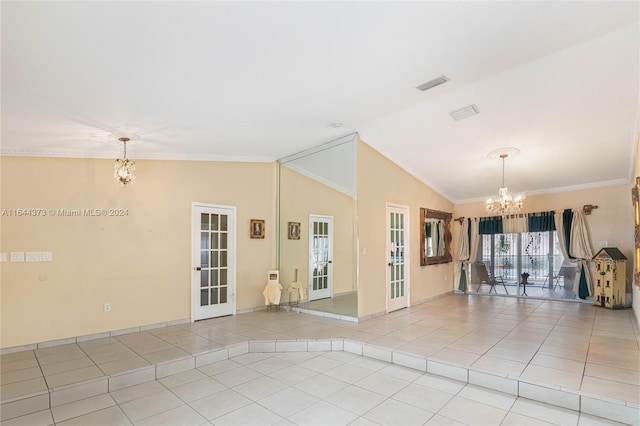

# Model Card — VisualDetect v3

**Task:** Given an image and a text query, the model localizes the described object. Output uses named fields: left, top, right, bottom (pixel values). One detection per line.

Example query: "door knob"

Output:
left=195, top=267, right=201, bottom=271
left=388, top=262, right=394, bottom=266
left=328, top=260, right=333, bottom=264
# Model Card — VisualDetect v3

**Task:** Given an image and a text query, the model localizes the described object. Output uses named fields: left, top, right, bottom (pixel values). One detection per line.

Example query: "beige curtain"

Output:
left=454, top=219, right=469, bottom=291
left=554, top=212, right=571, bottom=261
left=570, top=210, right=594, bottom=296
left=502, top=214, right=528, bottom=234
left=466, top=219, right=480, bottom=288
left=437, top=220, right=445, bottom=256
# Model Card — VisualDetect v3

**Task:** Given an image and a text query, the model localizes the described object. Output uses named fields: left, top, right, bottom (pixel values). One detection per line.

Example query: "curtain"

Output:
left=529, top=211, right=556, bottom=232
left=554, top=210, right=572, bottom=262
left=437, top=220, right=445, bottom=256
left=455, top=219, right=469, bottom=291
left=467, top=219, right=480, bottom=289
left=479, top=216, right=503, bottom=234
left=503, top=214, right=528, bottom=234
left=570, top=210, right=594, bottom=299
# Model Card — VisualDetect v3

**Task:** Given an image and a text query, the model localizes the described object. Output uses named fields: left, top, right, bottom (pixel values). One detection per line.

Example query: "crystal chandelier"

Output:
left=485, top=153, right=524, bottom=215
left=114, top=137, right=136, bottom=186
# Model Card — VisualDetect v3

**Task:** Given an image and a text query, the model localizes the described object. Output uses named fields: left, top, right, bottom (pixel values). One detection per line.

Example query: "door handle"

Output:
left=328, top=260, right=332, bottom=264
left=195, top=267, right=201, bottom=271
left=388, top=262, right=394, bottom=266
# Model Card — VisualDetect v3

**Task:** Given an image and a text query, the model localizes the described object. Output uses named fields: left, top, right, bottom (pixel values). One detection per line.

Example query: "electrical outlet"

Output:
left=104, top=303, right=111, bottom=313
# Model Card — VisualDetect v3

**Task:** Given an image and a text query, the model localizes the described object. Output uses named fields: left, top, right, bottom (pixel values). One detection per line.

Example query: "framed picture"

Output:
left=288, top=222, right=301, bottom=240
left=250, top=219, right=265, bottom=239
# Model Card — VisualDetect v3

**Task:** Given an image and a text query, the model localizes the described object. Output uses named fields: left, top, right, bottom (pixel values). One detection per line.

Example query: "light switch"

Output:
left=39, top=252, right=52, bottom=262
left=10, top=252, right=24, bottom=262
left=0, top=253, right=7, bottom=262
left=26, top=252, right=40, bottom=262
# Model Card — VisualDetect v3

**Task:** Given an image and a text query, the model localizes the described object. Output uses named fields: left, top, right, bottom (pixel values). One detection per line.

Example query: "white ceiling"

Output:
left=2, top=1, right=639, bottom=202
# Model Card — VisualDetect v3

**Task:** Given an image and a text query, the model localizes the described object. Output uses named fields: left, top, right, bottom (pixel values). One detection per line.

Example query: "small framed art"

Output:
left=250, top=219, right=265, bottom=239
left=288, top=222, right=301, bottom=240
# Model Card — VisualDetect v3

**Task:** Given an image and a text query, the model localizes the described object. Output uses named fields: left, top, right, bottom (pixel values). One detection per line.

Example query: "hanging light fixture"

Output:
left=485, top=151, right=524, bottom=215
left=114, top=137, right=136, bottom=186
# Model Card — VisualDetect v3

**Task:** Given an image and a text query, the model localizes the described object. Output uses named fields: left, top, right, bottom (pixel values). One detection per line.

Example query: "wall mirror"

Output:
left=278, top=134, right=358, bottom=319
left=420, top=208, right=452, bottom=266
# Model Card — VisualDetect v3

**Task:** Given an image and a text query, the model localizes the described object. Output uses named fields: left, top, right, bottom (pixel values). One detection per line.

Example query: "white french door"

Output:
left=309, top=215, right=333, bottom=301
left=387, top=204, right=410, bottom=312
left=192, top=203, right=236, bottom=321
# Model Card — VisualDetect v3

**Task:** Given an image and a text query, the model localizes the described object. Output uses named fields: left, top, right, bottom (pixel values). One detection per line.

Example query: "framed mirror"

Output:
left=420, top=208, right=452, bottom=266
left=278, top=134, right=358, bottom=319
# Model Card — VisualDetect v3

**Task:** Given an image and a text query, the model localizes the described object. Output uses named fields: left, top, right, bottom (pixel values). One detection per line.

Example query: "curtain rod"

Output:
left=454, top=204, right=599, bottom=223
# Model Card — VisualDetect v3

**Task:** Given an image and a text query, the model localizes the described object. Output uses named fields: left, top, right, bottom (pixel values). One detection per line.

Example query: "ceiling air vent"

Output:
left=416, top=75, right=449, bottom=91
left=449, top=104, right=479, bottom=121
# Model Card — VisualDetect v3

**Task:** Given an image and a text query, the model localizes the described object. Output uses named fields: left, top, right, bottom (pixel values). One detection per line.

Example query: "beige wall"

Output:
left=454, top=184, right=634, bottom=296
left=0, top=157, right=276, bottom=348
left=279, top=165, right=356, bottom=297
left=357, top=140, right=455, bottom=318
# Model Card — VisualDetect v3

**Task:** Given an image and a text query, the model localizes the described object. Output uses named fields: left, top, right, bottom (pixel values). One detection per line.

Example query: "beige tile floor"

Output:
left=2, top=294, right=639, bottom=425
left=2, top=350, right=631, bottom=426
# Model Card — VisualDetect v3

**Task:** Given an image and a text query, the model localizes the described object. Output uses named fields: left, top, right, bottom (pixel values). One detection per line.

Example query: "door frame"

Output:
left=308, top=214, right=334, bottom=301
left=386, top=203, right=410, bottom=313
left=191, top=202, right=237, bottom=322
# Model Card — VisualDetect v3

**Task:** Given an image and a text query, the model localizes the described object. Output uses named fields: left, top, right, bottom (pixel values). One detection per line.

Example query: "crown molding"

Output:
left=0, top=147, right=275, bottom=163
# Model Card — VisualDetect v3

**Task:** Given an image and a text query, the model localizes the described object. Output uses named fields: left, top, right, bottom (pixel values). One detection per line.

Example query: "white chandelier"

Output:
left=485, top=152, right=524, bottom=215
left=114, top=137, right=136, bottom=186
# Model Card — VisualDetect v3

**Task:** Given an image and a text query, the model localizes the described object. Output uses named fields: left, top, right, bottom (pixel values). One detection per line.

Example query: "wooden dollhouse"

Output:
left=593, top=247, right=627, bottom=308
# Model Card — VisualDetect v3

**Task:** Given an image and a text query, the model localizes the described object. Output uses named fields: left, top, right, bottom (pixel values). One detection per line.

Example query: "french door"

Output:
left=387, top=204, right=410, bottom=312
left=308, top=215, right=333, bottom=301
left=192, top=203, right=236, bottom=321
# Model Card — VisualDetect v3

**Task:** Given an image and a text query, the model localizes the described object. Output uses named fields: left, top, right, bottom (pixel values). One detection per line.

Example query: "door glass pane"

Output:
left=200, top=251, right=208, bottom=267
left=220, top=251, right=228, bottom=267
left=201, top=214, right=209, bottom=230
left=200, top=270, right=208, bottom=287
left=212, top=251, right=219, bottom=267
left=220, top=233, right=228, bottom=249
left=220, top=286, right=227, bottom=304
left=200, top=289, right=209, bottom=306
left=220, top=269, right=227, bottom=285
left=220, top=215, right=227, bottom=231
left=211, top=288, right=219, bottom=305
left=211, top=233, right=218, bottom=250
left=201, top=232, right=209, bottom=249
left=211, top=214, right=219, bottom=231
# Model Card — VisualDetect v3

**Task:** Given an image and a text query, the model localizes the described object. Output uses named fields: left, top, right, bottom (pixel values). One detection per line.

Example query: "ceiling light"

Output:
left=450, top=105, right=479, bottom=121
left=329, top=122, right=343, bottom=128
left=416, top=75, right=449, bottom=91
left=114, top=137, right=136, bottom=186
left=486, top=150, right=524, bottom=215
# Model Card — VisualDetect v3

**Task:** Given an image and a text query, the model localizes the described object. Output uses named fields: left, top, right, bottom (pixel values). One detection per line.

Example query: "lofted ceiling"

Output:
left=2, top=1, right=639, bottom=203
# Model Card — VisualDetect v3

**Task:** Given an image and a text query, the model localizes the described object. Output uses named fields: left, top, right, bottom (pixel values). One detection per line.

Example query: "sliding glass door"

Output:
left=472, top=231, right=576, bottom=299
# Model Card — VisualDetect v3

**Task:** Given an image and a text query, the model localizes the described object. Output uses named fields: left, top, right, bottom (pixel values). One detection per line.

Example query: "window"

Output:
left=475, top=230, right=576, bottom=299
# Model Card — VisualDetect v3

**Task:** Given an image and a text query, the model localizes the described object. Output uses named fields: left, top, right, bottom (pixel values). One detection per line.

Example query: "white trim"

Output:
left=191, top=202, right=237, bottom=322
left=283, top=162, right=355, bottom=197
left=279, top=133, right=357, bottom=164
left=0, top=148, right=274, bottom=163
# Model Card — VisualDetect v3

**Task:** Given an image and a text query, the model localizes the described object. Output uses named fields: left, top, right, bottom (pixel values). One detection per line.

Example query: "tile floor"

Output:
left=3, top=350, right=631, bottom=426
left=2, top=294, right=639, bottom=425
